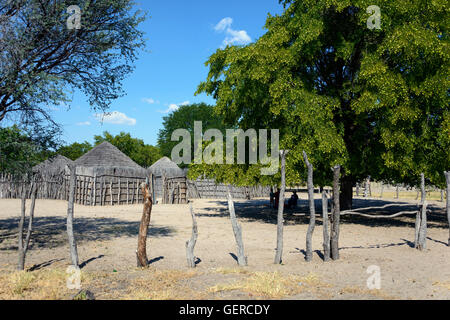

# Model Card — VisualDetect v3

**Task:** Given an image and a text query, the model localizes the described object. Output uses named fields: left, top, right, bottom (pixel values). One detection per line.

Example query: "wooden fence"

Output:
left=187, top=179, right=270, bottom=200
left=0, top=173, right=147, bottom=206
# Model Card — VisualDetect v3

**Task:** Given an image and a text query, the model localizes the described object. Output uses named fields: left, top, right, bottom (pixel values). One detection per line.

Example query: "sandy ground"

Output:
left=0, top=195, right=449, bottom=300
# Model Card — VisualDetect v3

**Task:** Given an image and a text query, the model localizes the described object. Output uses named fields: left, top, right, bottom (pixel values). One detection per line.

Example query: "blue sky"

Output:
left=48, top=0, right=284, bottom=147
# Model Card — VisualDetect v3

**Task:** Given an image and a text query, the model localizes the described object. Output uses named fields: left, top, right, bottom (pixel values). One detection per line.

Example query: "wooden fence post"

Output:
left=137, top=182, right=153, bottom=267
left=186, top=202, right=198, bottom=268
left=274, top=150, right=288, bottom=264
left=445, top=171, right=450, bottom=246
left=322, top=191, right=331, bottom=262
left=303, top=151, right=316, bottom=262
left=227, top=190, right=248, bottom=266
left=330, top=165, right=341, bottom=260
left=67, top=165, right=79, bottom=267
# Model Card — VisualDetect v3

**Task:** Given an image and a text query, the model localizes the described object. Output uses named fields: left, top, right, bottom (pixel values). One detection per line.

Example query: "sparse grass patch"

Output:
left=215, top=267, right=250, bottom=275
left=0, top=267, right=93, bottom=300
left=124, top=268, right=204, bottom=300
left=338, top=286, right=398, bottom=300
left=432, top=281, right=450, bottom=290
left=209, top=271, right=328, bottom=299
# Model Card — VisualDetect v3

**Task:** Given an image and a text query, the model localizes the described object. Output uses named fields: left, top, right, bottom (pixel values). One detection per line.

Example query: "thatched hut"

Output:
left=33, top=155, right=73, bottom=179
left=67, top=141, right=149, bottom=206
left=148, top=157, right=185, bottom=178
left=148, top=157, right=186, bottom=200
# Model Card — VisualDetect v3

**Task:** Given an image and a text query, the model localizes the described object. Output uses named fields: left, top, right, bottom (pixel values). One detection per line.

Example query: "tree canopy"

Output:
left=94, top=131, right=162, bottom=168
left=57, top=141, right=92, bottom=161
left=157, top=103, right=227, bottom=167
left=195, top=0, right=449, bottom=204
left=0, top=0, right=146, bottom=133
left=0, top=125, right=58, bottom=174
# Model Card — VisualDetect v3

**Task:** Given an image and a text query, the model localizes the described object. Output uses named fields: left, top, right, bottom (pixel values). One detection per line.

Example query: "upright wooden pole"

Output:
left=67, top=165, right=79, bottom=267
left=322, top=191, right=331, bottom=262
left=274, top=150, right=288, bottom=264
left=445, top=172, right=450, bottom=246
left=185, top=202, right=198, bottom=268
left=330, top=165, right=341, bottom=260
left=303, top=151, right=316, bottom=262
left=416, top=173, right=427, bottom=250
left=137, top=183, right=153, bottom=267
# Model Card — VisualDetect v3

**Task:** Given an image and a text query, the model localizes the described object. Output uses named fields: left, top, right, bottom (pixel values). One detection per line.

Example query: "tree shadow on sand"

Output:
left=196, top=198, right=448, bottom=229
left=0, top=216, right=175, bottom=251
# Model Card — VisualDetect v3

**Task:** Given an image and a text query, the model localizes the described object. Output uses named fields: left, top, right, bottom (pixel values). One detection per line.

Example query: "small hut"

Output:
left=67, top=142, right=149, bottom=206
left=33, top=155, right=74, bottom=179
left=148, top=157, right=186, bottom=201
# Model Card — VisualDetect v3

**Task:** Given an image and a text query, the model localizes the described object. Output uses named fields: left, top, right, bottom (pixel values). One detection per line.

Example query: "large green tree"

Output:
left=157, top=103, right=227, bottom=167
left=0, top=0, right=146, bottom=131
left=196, top=0, right=449, bottom=209
left=57, top=141, right=92, bottom=161
left=0, top=125, right=58, bottom=174
left=94, top=131, right=161, bottom=168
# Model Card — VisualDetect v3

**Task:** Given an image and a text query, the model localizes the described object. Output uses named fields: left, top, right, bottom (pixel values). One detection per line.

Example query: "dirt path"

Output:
left=0, top=197, right=449, bottom=300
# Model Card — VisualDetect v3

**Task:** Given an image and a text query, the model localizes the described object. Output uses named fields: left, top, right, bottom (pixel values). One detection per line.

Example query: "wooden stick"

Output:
left=137, top=183, right=153, bottom=267
left=185, top=202, right=198, bottom=268
left=227, top=190, right=247, bottom=266
left=303, top=151, right=315, bottom=262
left=274, top=150, right=288, bottom=264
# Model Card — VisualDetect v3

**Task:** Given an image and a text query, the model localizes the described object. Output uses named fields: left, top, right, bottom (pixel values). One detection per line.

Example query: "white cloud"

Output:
left=158, top=101, right=190, bottom=114
left=214, top=17, right=233, bottom=32
left=94, top=111, right=136, bottom=126
left=142, top=97, right=159, bottom=104
left=214, top=17, right=251, bottom=47
left=76, top=121, right=91, bottom=126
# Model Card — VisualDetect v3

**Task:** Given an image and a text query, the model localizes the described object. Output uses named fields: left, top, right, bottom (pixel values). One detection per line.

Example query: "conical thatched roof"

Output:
left=74, top=141, right=143, bottom=170
left=149, top=157, right=185, bottom=177
left=33, top=155, right=74, bottom=178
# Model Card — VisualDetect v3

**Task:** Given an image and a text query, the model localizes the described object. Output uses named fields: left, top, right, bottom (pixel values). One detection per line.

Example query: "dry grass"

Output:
left=215, top=267, right=251, bottom=275
left=366, top=191, right=444, bottom=201
left=123, top=268, right=204, bottom=300
left=432, top=281, right=450, bottom=291
left=0, top=268, right=93, bottom=300
left=209, top=271, right=328, bottom=299
left=338, top=286, right=398, bottom=300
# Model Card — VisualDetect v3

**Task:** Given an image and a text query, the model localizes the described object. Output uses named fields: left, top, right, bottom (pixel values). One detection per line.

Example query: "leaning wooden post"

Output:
left=274, top=150, right=288, bottom=264
left=67, top=165, right=79, bottom=267
left=321, top=191, right=331, bottom=262
left=303, top=151, right=316, bottom=262
left=330, top=165, right=341, bottom=260
left=227, top=189, right=248, bottom=266
left=136, top=182, right=153, bottom=267
left=185, top=202, right=198, bottom=268
left=445, top=172, right=450, bottom=246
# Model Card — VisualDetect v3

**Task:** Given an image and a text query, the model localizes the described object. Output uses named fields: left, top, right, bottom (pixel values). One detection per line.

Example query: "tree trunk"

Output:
left=330, top=165, right=341, bottom=260
left=303, top=151, right=315, bottom=262
left=274, top=150, right=288, bottom=264
left=339, top=176, right=353, bottom=210
left=444, top=172, right=449, bottom=246
left=185, top=202, right=198, bottom=268
left=67, top=165, right=79, bottom=267
left=322, top=191, right=330, bottom=262
left=415, top=173, right=427, bottom=250
left=17, top=191, right=26, bottom=270
left=227, top=191, right=248, bottom=266
left=137, top=182, right=153, bottom=267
